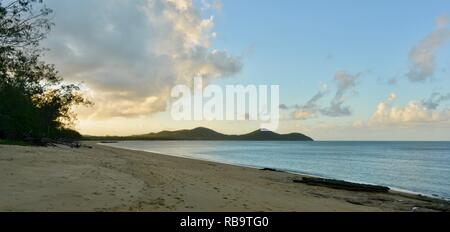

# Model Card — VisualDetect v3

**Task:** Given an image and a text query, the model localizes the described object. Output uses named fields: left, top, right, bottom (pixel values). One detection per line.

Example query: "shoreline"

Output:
left=99, top=142, right=450, bottom=202
left=1, top=142, right=449, bottom=212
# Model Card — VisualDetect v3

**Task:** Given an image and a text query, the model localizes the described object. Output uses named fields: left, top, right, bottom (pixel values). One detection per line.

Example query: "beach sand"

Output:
left=0, top=142, right=448, bottom=212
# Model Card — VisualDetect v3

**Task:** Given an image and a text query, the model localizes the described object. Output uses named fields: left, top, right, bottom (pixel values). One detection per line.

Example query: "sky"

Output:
left=40, top=0, right=450, bottom=140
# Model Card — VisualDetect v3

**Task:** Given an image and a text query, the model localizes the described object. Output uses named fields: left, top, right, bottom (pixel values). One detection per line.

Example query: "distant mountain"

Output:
left=85, top=127, right=314, bottom=141
left=136, top=127, right=227, bottom=140
left=239, top=129, right=314, bottom=141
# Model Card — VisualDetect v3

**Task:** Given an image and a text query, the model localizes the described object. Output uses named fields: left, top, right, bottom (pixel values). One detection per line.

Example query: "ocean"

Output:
left=103, top=141, right=450, bottom=200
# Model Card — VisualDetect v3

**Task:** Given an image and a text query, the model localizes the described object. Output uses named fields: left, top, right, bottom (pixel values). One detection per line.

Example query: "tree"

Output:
left=0, top=0, right=90, bottom=142
left=0, top=0, right=52, bottom=50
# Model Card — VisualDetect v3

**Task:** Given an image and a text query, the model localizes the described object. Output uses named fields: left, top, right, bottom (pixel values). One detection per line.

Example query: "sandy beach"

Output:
left=0, top=142, right=449, bottom=212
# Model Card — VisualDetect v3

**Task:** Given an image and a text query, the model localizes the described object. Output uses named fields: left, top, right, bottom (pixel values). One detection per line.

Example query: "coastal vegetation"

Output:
left=0, top=0, right=89, bottom=144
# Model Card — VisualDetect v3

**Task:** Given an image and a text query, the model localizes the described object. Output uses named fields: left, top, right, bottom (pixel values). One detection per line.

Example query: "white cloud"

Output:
left=388, top=92, right=397, bottom=102
left=293, top=110, right=314, bottom=120
left=43, top=0, right=242, bottom=119
left=201, top=0, right=222, bottom=10
left=369, top=93, right=450, bottom=125
left=407, top=14, right=450, bottom=82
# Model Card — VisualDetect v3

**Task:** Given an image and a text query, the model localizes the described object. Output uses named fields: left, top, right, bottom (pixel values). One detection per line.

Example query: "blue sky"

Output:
left=213, top=0, right=450, bottom=108
left=42, top=0, right=450, bottom=140
left=208, top=0, right=450, bottom=139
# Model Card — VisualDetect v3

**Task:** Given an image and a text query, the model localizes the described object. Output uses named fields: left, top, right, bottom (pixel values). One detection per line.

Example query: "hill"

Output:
left=85, top=127, right=314, bottom=141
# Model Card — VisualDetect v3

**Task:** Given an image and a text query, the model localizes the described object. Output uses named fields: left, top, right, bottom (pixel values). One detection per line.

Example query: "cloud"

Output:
left=279, top=104, right=289, bottom=110
left=201, top=0, right=222, bottom=10
left=320, top=71, right=359, bottom=117
left=421, top=92, right=450, bottom=110
left=43, top=0, right=242, bottom=119
left=377, top=76, right=398, bottom=86
left=387, top=78, right=398, bottom=85
left=407, top=14, right=450, bottom=82
left=436, top=14, right=450, bottom=28
left=292, top=86, right=328, bottom=120
left=287, top=70, right=360, bottom=120
left=369, top=93, right=450, bottom=125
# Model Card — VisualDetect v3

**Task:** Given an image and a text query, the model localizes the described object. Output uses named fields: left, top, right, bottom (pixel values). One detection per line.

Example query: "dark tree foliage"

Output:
left=0, top=0, right=90, bottom=142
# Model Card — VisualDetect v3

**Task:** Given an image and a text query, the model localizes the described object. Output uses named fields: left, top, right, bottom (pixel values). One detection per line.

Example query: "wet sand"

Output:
left=0, top=142, right=448, bottom=212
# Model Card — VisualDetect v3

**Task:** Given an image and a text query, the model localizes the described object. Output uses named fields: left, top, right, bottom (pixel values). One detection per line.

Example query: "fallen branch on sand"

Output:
left=293, top=177, right=390, bottom=193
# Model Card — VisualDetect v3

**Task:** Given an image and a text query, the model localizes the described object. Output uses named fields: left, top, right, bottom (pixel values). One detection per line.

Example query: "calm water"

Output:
left=104, top=141, right=450, bottom=199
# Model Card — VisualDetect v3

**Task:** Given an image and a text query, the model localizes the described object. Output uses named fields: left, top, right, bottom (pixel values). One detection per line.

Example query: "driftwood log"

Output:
left=293, top=177, right=390, bottom=193
left=24, top=136, right=84, bottom=148
left=260, top=168, right=284, bottom=172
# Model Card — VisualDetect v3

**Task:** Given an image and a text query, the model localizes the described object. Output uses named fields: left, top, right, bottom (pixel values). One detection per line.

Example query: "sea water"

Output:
left=104, top=141, right=450, bottom=199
